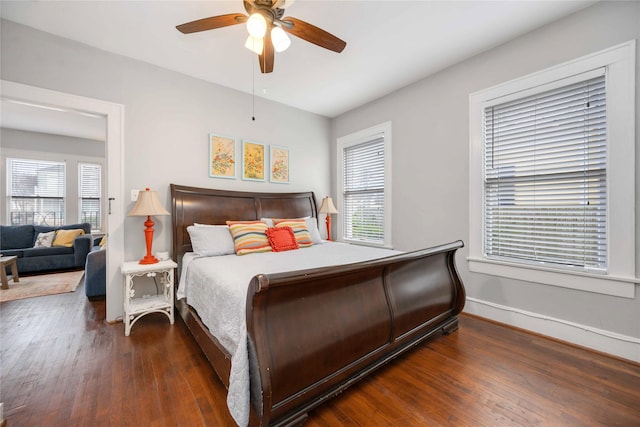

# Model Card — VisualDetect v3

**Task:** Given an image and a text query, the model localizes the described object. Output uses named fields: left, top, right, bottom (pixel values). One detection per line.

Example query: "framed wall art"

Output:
left=242, top=140, right=266, bottom=181
left=209, top=133, right=236, bottom=179
left=270, top=145, right=289, bottom=184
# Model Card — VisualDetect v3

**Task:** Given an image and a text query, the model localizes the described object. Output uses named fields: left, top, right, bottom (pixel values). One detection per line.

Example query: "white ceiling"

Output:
left=1, top=0, right=595, bottom=120
left=0, top=98, right=107, bottom=141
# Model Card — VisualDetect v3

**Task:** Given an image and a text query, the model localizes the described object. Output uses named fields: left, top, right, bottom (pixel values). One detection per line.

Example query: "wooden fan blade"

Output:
left=282, top=16, right=346, bottom=53
left=176, top=13, right=247, bottom=34
left=259, top=28, right=275, bottom=73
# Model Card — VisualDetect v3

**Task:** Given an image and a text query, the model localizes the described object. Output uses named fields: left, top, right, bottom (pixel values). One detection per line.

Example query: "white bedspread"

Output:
left=177, top=242, right=401, bottom=426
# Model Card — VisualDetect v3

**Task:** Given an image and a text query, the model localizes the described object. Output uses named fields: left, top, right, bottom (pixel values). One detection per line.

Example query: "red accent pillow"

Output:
left=266, top=226, right=299, bottom=252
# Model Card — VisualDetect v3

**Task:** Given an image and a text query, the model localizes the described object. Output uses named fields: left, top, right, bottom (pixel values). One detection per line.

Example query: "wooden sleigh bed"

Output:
left=170, top=184, right=466, bottom=426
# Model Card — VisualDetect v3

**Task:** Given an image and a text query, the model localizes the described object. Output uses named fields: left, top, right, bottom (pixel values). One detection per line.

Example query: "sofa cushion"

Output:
left=52, top=229, right=85, bottom=247
left=0, top=225, right=35, bottom=250
left=22, top=246, right=74, bottom=257
left=34, top=231, right=56, bottom=248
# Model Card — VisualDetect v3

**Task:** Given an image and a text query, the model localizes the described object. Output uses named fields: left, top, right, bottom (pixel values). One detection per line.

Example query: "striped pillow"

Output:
left=273, top=219, right=314, bottom=248
left=225, top=221, right=272, bottom=255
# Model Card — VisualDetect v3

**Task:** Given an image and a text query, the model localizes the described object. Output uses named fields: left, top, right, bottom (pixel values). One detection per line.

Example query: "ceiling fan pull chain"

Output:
left=252, top=54, right=256, bottom=121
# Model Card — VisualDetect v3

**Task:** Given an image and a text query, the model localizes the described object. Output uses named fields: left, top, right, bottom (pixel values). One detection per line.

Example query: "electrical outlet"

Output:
left=131, top=189, right=139, bottom=202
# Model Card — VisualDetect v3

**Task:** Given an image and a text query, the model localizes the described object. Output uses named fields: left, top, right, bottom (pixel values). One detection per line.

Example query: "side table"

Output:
left=120, top=259, right=177, bottom=336
left=0, top=255, right=19, bottom=290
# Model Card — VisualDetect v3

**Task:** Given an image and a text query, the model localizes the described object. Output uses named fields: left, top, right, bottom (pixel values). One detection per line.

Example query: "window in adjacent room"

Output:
left=79, top=162, right=102, bottom=231
left=7, top=158, right=66, bottom=226
left=468, top=41, right=635, bottom=298
left=337, top=121, right=392, bottom=247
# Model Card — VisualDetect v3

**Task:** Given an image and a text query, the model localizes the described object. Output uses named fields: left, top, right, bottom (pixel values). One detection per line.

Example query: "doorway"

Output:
left=1, top=80, right=124, bottom=322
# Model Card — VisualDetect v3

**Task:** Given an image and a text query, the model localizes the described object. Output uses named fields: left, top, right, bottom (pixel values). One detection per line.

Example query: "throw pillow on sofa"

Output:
left=52, top=229, right=85, bottom=247
left=34, top=231, right=55, bottom=248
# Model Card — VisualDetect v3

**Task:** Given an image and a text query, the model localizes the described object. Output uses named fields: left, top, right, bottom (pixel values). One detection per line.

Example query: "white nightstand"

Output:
left=121, top=259, right=177, bottom=336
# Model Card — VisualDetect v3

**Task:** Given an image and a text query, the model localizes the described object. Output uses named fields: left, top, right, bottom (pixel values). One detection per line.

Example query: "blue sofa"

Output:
left=0, top=223, right=92, bottom=274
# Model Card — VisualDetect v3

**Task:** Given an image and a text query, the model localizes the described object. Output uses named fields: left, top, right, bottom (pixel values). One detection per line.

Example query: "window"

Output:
left=469, top=41, right=635, bottom=298
left=7, top=158, right=66, bottom=226
left=484, top=71, right=606, bottom=271
left=337, top=121, right=392, bottom=247
left=79, top=162, right=102, bottom=231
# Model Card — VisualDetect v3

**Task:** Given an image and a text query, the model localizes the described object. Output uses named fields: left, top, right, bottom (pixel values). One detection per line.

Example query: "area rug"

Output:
left=0, top=270, right=85, bottom=303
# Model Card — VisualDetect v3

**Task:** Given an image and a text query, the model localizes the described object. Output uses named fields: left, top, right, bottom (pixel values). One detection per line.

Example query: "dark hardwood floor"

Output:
left=1, top=280, right=639, bottom=426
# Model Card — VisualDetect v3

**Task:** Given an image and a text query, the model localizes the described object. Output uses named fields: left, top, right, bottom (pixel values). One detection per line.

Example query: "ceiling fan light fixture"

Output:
left=244, top=35, right=264, bottom=55
left=176, top=2, right=347, bottom=74
left=246, top=13, right=267, bottom=38
left=271, top=26, right=291, bottom=52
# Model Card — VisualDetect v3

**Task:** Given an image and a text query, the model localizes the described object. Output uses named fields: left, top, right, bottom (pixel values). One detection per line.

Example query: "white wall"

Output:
left=1, top=19, right=332, bottom=320
left=331, top=1, right=640, bottom=361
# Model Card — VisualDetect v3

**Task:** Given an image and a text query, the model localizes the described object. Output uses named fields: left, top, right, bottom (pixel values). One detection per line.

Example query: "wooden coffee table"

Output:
left=0, top=255, right=20, bottom=289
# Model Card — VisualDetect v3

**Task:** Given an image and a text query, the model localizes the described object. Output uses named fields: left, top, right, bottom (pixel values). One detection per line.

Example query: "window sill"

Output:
left=467, top=257, right=636, bottom=299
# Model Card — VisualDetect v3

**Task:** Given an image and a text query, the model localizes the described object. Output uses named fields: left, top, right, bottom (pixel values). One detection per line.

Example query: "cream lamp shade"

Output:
left=319, top=196, right=338, bottom=215
left=128, top=188, right=169, bottom=264
left=128, top=188, right=170, bottom=217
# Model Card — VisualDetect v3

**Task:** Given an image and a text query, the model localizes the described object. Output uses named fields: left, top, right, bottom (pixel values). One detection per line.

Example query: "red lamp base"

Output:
left=325, top=214, right=333, bottom=242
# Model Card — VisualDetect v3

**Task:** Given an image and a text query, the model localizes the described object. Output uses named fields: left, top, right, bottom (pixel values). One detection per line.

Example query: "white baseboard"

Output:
left=464, top=297, right=640, bottom=363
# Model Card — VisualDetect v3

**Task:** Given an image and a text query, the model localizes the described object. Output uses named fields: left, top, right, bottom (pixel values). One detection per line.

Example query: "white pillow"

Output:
left=304, top=217, right=323, bottom=244
left=187, top=225, right=235, bottom=256
left=261, top=217, right=322, bottom=244
left=34, top=231, right=55, bottom=248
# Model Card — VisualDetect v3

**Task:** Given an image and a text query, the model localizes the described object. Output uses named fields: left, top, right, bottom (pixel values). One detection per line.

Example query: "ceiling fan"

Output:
left=176, top=0, right=347, bottom=74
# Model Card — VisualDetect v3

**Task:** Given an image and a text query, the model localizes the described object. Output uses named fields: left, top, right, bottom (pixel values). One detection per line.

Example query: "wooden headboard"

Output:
left=170, top=184, right=318, bottom=275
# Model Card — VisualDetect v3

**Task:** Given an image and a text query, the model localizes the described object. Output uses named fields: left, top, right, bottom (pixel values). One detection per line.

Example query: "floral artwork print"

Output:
left=270, top=146, right=289, bottom=183
left=209, top=134, right=236, bottom=178
left=243, top=141, right=265, bottom=181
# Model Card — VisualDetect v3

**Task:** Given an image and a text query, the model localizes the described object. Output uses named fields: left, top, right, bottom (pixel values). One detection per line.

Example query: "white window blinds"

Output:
left=343, top=135, right=385, bottom=244
left=483, top=71, right=606, bottom=271
left=7, top=158, right=66, bottom=226
left=79, top=162, right=102, bottom=231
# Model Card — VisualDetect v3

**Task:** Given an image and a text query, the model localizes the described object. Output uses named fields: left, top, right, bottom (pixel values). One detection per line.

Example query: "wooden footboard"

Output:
left=246, top=240, right=465, bottom=426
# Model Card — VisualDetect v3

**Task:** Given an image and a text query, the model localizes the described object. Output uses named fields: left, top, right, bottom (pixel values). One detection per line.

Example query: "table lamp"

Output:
left=128, top=188, right=170, bottom=264
left=319, top=196, right=338, bottom=241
